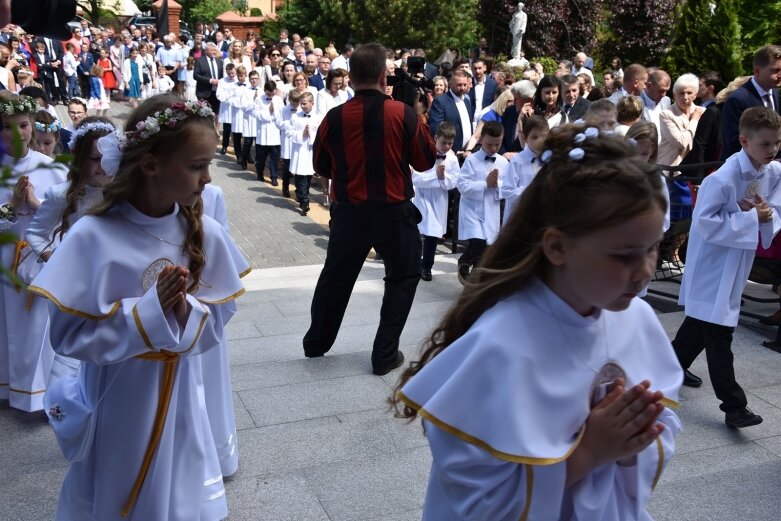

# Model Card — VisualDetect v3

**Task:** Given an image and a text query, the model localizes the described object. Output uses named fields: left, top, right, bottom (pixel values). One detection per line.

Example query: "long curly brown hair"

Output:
left=90, top=94, right=215, bottom=293
left=391, top=124, right=667, bottom=418
left=52, top=116, right=114, bottom=243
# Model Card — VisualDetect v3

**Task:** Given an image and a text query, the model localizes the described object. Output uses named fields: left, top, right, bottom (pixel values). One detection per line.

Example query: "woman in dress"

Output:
left=122, top=47, right=143, bottom=108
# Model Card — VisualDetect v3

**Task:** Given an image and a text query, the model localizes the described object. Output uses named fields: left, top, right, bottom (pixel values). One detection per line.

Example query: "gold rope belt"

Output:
left=121, top=350, right=181, bottom=517
left=11, top=240, right=28, bottom=291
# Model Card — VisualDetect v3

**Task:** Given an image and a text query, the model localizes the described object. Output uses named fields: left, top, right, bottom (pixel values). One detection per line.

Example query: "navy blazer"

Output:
left=309, top=73, right=325, bottom=90
left=720, top=79, right=781, bottom=160
left=561, top=96, right=591, bottom=123
left=429, top=91, right=475, bottom=153
left=469, top=77, right=498, bottom=116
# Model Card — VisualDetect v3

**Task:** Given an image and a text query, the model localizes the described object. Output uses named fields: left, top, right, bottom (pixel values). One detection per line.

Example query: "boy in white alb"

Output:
left=457, top=120, right=509, bottom=283
left=673, top=107, right=781, bottom=429
left=228, top=66, right=249, bottom=167
left=412, top=121, right=459, bottom=281
left=288, top=91, right=322, bottom=215
left=502, top=115, right=548, bottom=225
left=275, top=89, right=301, bottom=198
left=236, top=70, right=260, bottom=170
left=253, top=80, right=283, bottom=185
left=215, top=63, right=237, bottom=154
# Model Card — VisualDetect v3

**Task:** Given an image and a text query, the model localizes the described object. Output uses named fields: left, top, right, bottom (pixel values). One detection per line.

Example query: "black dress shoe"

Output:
left=683, top=369, right=702, bottom=388
left=220, top=147, right=227, bottom=155
left=240, top=161, right=247, bottom=170
left=271, top=179, right=279, bottom=186
left=725, top=407, right=763, bottom=428
left=457, top=263, right=470, bottom=285
left=373, top=351, right=405, bottom=376
left=258, top=175, right=265, bottom=182
left=421, top=270, right=432, bottom=281
left=282, top=189, right=290, bottom=198
left=301, top=204, right=310, bottom=215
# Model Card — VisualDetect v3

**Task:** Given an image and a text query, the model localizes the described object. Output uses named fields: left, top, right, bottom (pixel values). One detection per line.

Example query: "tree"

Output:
left=736, top=0, right=781, bottom=71
left=607, top=0, right=679, bottom=65
left=189, top=0, right=233, bottom=24
left=135, top=0, right=154, bottom=12
left=663, top=0, right=742, bottom=82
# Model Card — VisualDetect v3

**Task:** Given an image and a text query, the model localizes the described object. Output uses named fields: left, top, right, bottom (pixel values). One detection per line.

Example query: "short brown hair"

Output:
left=287, top=89, right=303, bottom=104
left=616, top=96, right=643, bottom=124
left=623, top=64, right=648, bottom=84
left=481, top=120, right=504, bottom=139
left=739, top=106, right=781, bottom=137
left=753, top=45, right=781, bottom=69
left=436, top=121, right=456, bottom=140
left=349, top=43, right=386, bottom=85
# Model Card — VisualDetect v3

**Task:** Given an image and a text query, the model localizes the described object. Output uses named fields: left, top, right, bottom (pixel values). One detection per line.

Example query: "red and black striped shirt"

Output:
left=313, top=90, right=437, bottom=205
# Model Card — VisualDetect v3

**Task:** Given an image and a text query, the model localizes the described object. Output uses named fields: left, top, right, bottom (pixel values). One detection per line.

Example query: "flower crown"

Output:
left=0, top=95, right=39, bottom=117
left=67, top=121, right=116, bottom=150
left=117, top=100, right=215, bottom=150
left=34, top=120, right=63, bottom=134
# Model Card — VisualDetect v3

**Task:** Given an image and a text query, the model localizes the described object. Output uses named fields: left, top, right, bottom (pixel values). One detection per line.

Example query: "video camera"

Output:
left=387, top=57, right=434, bottom=107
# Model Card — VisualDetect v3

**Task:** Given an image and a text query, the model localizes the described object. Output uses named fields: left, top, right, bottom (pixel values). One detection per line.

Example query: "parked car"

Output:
left=127, top=15, right=158, bottom=29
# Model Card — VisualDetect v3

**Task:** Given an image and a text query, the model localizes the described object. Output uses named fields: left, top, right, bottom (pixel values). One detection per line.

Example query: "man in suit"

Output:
left=721, top=44, right=781, bottom=160
left=640, top=69, right=672, bottom=133
left=309, top=55, right=329, bottom=90
left=560, top=74, right=590, bottom=124
left=608, top=63, right=647, bottom=105
left=469, top=58, right=497, bottom=125
left=32, top=39, right=57, bottom=103
left=194, top=43, right=223, bottom=125
left=414, top=48, right=438, bottom=80
left=429, top=70, right=474, bottom=154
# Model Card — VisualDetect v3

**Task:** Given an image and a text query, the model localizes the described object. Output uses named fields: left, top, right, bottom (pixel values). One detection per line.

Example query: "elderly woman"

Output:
left=658, top=73, right=704, bottom=166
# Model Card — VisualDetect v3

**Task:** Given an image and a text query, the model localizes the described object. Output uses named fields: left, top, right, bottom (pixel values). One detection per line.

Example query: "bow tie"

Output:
left=266, top=97, right=273, bottom=101
left=302, top=113, right=311, bottom=117
left=484, top=156, right=496, bottom=163
left=237, top=83, right=245, bottom=86
left=436, top=154, right=447, bottom=160
left=530, top=157, right=536, bottom=164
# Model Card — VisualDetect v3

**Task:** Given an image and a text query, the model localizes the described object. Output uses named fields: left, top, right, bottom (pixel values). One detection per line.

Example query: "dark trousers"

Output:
left=458, top=238, right=488, bottom=269
left=240, top=137, right=254, bottom=164
left=256, top=144, right=280, bottom=181
left=231, top=132, right=243, bottom=160
left=303, top=201, right=422, bottom=370
left=39, top=76, right=57, bottom=103
left=421, top=235, right=438, bottom=271
left=672, top=316, right=748, bottom=412
left=199, top=93, right=220, bottom=116
left=221, top=123, right=231, bottom=150
left=280, top=158, right=291, bottom=192
left=294, top=175, right=312, bottom=206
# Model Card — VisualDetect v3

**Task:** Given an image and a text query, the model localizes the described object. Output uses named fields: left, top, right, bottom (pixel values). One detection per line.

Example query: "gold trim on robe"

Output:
left=27, top=285, right=122, bottom=320
left=196, top=287, right=246, bottom=305
left=239, top=267, right=252, bottom=278
left=399, top=390, right=586, bottom=465
left=9, top=387, right=46, bottom=395
left=652, top=437, right=664, bottom=490
left=132, top=305, right=155, bottom=350
left=660, top=397, right=679, bottom=409
left=183, top=312, right=210, bottom=354
left=520, top=465, right=534, bottom=521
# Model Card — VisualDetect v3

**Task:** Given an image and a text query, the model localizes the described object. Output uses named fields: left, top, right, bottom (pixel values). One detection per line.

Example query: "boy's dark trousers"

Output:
left=39, top=75, right=57, bottom=104
left=256, top=144, right=280, bottom=182
left=672, top=316, right=748, bottom=412
left=221, top=123, right=231, bottom=152
left=280, top=158, right=291, bottom=195
left=458, top=238, right=488, bottom=269
left=231, top=132, right=243, bottom=163
left=239, top=137, right=253, bottom=167
left=421, top=235, right=438, bottom=271
left=294, top=174, right=312, bottom=207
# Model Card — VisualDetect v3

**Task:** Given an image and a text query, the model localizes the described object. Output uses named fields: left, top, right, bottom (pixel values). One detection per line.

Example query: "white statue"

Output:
left=509, top=2, right=527, bottom=61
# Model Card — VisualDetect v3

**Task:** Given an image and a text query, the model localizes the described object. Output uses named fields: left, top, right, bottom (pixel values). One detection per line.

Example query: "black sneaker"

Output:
left=682, top=369, right=702, bottom=388
left=421, top=270, right=432, bottom=282
left=373, top=351, right=405, bottom=376
left=457, top=263, right=470, bottom=285
left=725, top=407, right=763, bottom=428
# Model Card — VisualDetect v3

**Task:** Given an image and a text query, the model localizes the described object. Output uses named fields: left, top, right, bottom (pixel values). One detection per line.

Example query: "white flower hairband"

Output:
left=67, top=121, right=116, bottom=151
left=34, top=120, right=63, bottom=133
left=539, top=126, right=605, bottom=164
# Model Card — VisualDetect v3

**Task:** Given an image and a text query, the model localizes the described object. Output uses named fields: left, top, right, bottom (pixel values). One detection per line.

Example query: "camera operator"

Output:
left=388, top=56, right=434, bottom=107
left=303, top=42, right=437, bottom=376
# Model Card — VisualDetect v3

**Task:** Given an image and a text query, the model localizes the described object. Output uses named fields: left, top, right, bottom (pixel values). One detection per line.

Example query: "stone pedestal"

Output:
left=216, top=11, right=277, bottom=42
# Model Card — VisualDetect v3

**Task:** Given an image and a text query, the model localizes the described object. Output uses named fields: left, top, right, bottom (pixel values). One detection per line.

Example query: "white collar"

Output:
left=737, top=148, right=767, bottom=181
left=751, top=77, right=770, bottom=99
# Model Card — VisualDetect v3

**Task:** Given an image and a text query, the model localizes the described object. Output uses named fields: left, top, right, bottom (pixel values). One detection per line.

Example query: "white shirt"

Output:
left=473, top=79, right=486, bottom=123
left=331, top=54, right=349, bottom=72
left=751, top=77, right=775, bottom=111
left=451, top=90, right=472, bottom=148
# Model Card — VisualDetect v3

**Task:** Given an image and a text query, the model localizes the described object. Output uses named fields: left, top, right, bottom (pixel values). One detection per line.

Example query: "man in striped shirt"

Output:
left=303, top=42, right=437, bottom=376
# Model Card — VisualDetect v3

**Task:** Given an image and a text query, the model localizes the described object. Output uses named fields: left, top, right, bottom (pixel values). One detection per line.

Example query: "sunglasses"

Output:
left=271, top=53, right=280, bottom=57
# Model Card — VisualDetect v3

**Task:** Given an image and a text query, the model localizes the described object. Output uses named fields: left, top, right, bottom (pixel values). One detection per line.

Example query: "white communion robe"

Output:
left=30, top=200, right=249, bottom=521
left=679, top=151, right=781, bottom=327
left=215, top=77, right=237, bottom=124
left=0, top=150, right=66, bottom=411
left=253, top=93, right=283, bottom=146
left=229, top=82, right=250, bottom=135
left=400, top=277, right=683, bottom=521
left=288, top=111, right=322, bottom=176
left=501, top=146, right=540, bottom=226
left=412, top=150, right=459, bottom=237
left=276, top=103, right=297, bottom=161
left=457, top=150, right=508, bottom=244
left=198, top=184, right=243, bottom=477
left=25, top=181, right=104, bottom=384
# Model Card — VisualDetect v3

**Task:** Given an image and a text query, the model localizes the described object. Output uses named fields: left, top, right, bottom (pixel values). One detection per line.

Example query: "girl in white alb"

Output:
left=30, top=95, right=249, bottom=521
left=0, top=93, right=67, bottom=412
left=25, top=118, right=116, bottom=384
left=394, top=126, right=683, bottom=521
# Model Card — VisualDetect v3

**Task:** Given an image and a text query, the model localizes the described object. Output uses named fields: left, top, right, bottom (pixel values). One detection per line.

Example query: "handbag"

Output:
left=44, top=361, right=124, bottom=463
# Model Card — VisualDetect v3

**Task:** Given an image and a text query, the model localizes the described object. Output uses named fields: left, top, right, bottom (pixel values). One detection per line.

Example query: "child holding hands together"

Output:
left=394, top=124, right=682, bottom=520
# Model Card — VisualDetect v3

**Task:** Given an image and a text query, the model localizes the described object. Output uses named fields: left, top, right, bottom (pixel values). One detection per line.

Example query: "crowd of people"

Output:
left=0, top=14, right=780, bottom=520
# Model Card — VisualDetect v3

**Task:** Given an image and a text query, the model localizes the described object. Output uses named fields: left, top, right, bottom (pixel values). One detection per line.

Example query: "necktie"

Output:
left=436, top=154, right=447, bottom=160
left=45, top=38, right=54, bottom=60
left=763, top=93, right=775, bottom=111
left=209, top=58, right=216, bottom=79
left=485, top=156, right=496, bottom=163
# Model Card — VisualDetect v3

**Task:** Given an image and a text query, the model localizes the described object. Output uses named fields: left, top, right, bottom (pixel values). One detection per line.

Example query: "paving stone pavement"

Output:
left=1, top=101, right=780, bottom=520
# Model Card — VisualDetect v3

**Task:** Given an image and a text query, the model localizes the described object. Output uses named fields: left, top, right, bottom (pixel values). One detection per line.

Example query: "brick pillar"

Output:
left=153, top=0, right=182, bottom=36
